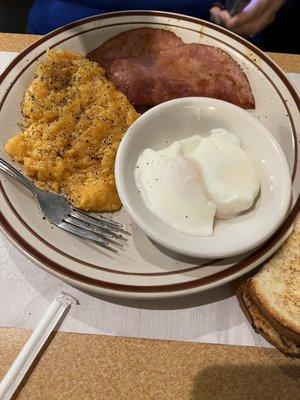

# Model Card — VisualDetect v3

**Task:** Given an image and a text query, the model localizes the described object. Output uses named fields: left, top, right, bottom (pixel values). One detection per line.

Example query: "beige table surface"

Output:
left=0, top=32, right=300, bottom=72
left=0, top=33, right=299, bottom=400
left=0, top=327, right=299, bottom=400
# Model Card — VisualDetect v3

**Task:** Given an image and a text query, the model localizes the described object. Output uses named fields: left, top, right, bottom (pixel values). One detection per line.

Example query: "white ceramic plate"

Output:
left=116, top=97, right=292, bottom=259
left=0, top=11, right=299, bottom=298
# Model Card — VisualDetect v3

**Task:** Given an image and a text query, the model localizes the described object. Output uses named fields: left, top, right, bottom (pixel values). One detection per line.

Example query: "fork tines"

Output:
left=60, top=209, right=129, bottom=252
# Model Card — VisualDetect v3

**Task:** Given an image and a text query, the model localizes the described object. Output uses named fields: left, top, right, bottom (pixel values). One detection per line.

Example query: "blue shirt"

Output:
left=28, top=0, right=215, bottom=34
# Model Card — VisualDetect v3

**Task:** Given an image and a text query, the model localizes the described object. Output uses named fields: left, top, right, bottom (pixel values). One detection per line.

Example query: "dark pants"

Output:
left=263, top=0, right=299, bottom=53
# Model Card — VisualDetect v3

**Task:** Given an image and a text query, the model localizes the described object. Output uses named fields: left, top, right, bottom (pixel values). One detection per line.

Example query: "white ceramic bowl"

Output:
left=115, top=97, right=291, bottom=259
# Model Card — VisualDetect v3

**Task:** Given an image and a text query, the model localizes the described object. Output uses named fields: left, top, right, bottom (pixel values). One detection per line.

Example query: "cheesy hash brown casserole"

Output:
left=5, top=50, right=138, bottom=211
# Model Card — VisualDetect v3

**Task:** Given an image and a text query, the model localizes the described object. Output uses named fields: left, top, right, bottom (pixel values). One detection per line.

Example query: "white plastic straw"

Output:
left=0, top=292, right=78, bottom=400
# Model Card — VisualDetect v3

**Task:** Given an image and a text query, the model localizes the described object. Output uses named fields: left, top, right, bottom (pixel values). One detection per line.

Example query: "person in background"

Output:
left=210, top=0, right=286, bottom=37
left=27, top=0, right=298, bottom=52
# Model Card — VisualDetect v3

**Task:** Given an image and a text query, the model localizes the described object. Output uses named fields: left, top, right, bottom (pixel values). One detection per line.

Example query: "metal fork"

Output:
left=0, top=158, right=128, bottom=252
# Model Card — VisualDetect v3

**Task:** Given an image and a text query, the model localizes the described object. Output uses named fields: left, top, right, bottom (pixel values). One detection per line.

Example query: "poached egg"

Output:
left=135, top=129, right=260, bottom=236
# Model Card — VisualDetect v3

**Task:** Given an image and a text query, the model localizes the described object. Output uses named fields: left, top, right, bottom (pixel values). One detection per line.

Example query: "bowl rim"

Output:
left=0, top=10, right=298, bottom=298
left=115, top=96, right=292, bottom=258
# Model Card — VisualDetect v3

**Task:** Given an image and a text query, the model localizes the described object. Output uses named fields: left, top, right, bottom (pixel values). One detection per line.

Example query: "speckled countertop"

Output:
left=0, top=32, right=299, bottom=72
left=0, top=32, right=299, bottom=400
left=1, top=327, right=300, bottom=400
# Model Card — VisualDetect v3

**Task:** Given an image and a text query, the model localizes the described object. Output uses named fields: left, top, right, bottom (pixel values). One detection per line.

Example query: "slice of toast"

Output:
left=237, top=283, right=299, bottom=357
left=236, top=215, right=300, bottom=357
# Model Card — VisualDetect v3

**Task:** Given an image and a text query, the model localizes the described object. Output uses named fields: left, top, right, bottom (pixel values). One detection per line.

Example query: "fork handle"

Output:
left=0, top=158, right=38, bottom=196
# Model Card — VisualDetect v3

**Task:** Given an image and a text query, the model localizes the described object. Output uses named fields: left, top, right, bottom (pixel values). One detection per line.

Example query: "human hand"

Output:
left=210, top=0, right=286, bottom=37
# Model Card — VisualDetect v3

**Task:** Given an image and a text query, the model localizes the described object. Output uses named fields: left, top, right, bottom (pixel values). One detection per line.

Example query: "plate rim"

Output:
left=0, top=10, right=299, bottom=297
left=116, top=96, right=293, bottom=258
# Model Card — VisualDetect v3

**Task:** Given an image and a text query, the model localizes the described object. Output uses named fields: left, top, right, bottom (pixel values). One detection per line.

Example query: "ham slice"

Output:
left=88, top=28, right=183, bottom=70
left=87, top=28, right=255, bottom=109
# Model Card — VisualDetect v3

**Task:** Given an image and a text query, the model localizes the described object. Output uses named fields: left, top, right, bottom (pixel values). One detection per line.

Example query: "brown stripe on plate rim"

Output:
left=0, top=13, right=298, bottom=178
left=0, top=19, right=298, bottom=276
left=49, top=20, right=298, bottom=179
left=0, top=20, right=298, bottom=275
left=0, top=11, right=299, bottom=292
left=0, top=196, right=298, bottom=293
left=0, top=177, right=220, bottom=276
left=4, top=10, right=296, bottom=111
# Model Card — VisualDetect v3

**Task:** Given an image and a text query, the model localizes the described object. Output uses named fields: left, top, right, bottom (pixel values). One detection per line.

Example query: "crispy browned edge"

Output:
left=0, top=11, right=298, bottom=294
left=87, top=27, right=255, bottom=109
left=248, top=280, right=300, bottom=345
left=236, top=282, right=300, bottom=358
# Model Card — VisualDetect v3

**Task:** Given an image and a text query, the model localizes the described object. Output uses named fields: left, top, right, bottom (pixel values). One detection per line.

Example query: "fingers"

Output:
left=210, top=6, right=222, bottom=25
left=210, top=1, right=265, bottom=28
left=210, top=7, right=232, bottom=28
left=228, top=11, right=276, bottom=36
left=218, top=10, right=232, bottom=26
left=226, top=1, right=269, bottom=29
left=210, top=0, right=284, bottom=37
